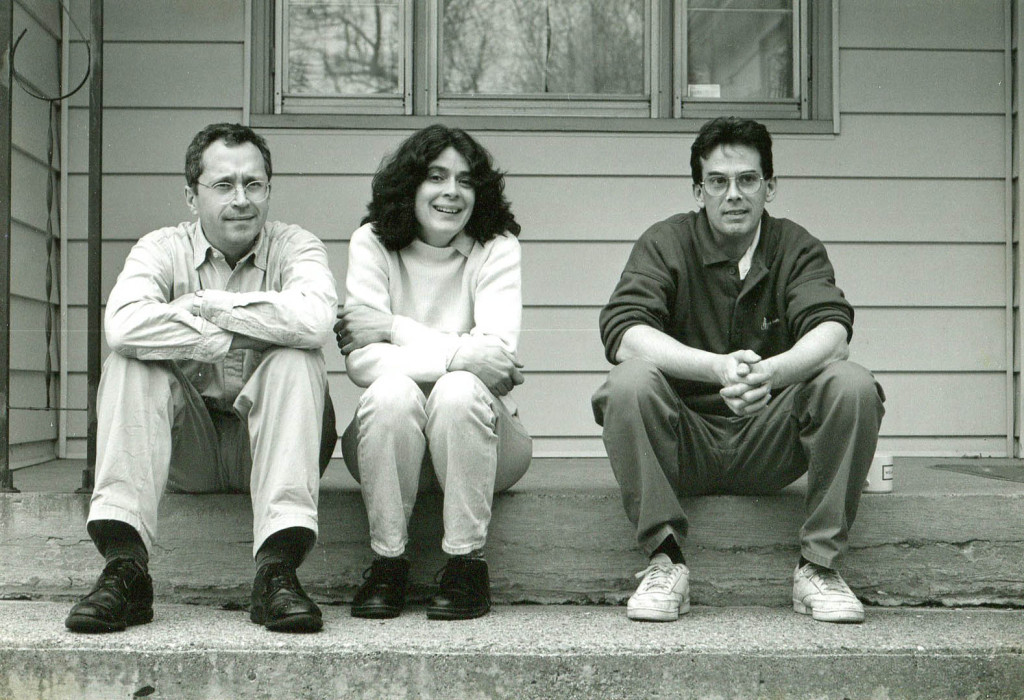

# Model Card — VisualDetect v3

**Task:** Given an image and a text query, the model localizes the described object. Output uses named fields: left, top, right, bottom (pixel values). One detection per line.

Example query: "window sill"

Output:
left=249, top=113, right=838, bottom=135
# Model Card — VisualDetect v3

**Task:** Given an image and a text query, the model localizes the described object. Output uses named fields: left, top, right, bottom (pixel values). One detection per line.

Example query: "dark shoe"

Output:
left=426, top=557, right=490, bottom=620
left=250, top=563, right=323, bottom=632
left=352, top=557, right=410, bottom=619
left=65, top=558, right=154, bottom=633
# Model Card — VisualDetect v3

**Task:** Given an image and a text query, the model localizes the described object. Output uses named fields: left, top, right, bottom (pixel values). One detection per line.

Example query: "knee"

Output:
left=100, top=353, right=174, bottom=394
left=427, top=371, right=489, bottom=418
left=592, top=359, right=670, bottom=427
left=359, top=374, right=424, bottom=419
left=259, top=347, right=325, bottom=380
left=599, top=359, right=666, bottom=406
left=809, top=361, right=883, bottom=411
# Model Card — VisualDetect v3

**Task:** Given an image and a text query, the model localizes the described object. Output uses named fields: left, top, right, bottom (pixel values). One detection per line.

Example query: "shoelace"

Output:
left=434, top=560, right=480, bottom=596
left=634, top=562, right=680, bottom=593
left=263, top=565, right=304, bottom=595
left=806, top=566, right=851, bottom=596
left=97, top=560, right=139, bottom=592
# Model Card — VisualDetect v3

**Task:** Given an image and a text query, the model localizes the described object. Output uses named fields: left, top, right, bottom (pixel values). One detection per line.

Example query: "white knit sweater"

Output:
left=343, top=223, right=523, bottom=402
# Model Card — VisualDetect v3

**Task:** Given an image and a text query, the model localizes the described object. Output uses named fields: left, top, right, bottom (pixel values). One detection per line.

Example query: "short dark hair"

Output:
left=362, top=124, right=520, bottom=251
left=690, top=117, right=773, bottom=185
left=185, top=123, right=272, bottom=189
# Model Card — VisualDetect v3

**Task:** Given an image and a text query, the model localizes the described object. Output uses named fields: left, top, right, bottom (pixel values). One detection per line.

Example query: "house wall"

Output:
left=9, top=0, right=62, bottom=467
left=62, top=0, right=1012, bottom=458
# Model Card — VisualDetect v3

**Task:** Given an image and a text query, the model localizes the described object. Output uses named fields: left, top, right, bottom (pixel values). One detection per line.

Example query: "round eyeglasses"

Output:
left=197, top=180, right=270, bottom=203
left=700, top=173, right=764, bottom=197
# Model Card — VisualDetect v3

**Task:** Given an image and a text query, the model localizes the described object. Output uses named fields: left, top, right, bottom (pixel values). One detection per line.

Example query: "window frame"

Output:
left=248, top=0, right=838, bottom=134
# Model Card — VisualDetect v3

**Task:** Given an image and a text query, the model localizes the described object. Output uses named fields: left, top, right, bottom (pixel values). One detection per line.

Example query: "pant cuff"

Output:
left=799, top=547, right=840, bottom=570
left=253, top=514, right=318, bottom=560
left=87, top=505, right=152, bottom=554
left=370, top=539, right=408, bottom=558
left=640, top=523, right=685, bottom=558
left=441, top=538, right=485, bottom=556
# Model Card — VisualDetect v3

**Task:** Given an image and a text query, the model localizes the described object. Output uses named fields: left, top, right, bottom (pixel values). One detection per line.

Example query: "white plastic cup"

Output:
left=863, top=452, right=894, bottom=493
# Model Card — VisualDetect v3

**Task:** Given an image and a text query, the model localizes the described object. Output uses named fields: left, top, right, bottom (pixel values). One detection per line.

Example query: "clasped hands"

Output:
left=335, top=305, right=524, bottom=397
left=717, top=349, right=773, bottom=417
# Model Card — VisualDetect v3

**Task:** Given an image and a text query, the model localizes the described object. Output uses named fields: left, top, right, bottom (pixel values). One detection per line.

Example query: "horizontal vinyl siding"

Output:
left=61, top=0, right=250, bottom=460
left=10, top=0, right=61, bottom=466
left=61, top=0, right=1011, bottom=458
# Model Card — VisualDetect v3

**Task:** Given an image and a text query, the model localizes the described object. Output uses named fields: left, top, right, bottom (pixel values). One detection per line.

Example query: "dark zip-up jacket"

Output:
left=599, top=209, right=854, bottom=416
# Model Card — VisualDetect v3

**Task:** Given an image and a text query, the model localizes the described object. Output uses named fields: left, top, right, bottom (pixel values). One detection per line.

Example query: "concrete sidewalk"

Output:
left=1, top=601, right=1022, bottom=699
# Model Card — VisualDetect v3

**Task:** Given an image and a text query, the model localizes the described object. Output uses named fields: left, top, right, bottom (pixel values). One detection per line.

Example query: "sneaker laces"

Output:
left=805, top=565, right=852, bottom=596
left=634, top=561, right=680, bottom=594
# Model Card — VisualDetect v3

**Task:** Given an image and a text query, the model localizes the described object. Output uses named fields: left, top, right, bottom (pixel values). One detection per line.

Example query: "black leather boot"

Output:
left=65, top=558, right=154, bottom=633
left=427, top=556, right=490, bottom=620
left=250, top=563, right=323, bottom=632
left=352, top=557, right=410, bottom=619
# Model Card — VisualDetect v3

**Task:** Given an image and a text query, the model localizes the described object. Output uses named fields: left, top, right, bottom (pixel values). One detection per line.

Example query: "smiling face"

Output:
left=414, top=146, right=476, bottom=247
left=184, top=139, right=270, bottom=266
left=694, top=143, right=776, bottom=254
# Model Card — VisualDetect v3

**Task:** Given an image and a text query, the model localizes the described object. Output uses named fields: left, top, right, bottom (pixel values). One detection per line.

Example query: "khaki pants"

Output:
left=87, top=348, right=337, bottom=559
left=591, top=359, right=885, bottom=569
left=342, top=371, right=532, bottom=557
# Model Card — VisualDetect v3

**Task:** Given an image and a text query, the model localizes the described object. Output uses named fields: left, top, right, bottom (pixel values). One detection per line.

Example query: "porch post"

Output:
left=80, top=0, right=103, bottom=492
left=0, top=0, right=15, bottom=492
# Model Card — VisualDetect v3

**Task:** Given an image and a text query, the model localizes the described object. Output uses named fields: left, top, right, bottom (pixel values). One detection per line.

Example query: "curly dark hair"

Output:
left=690, top=117, right=773, bottom=185
left=362, top=124, right=520, bottom=251
left=185, top=123, right=272, bottom=190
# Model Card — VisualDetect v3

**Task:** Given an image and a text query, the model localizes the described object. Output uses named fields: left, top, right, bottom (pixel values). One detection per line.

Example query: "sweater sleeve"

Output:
left=784, top=234, right=855, bottom=342
left=598, top=224, right=677, bottom=364
left=462, top=233, right=522, bottom=354
left=343, top=225, right=453, bottom=386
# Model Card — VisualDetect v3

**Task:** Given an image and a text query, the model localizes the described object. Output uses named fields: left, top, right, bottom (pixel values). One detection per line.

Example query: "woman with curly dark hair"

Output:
left=336, top=124, right=532, bottom=621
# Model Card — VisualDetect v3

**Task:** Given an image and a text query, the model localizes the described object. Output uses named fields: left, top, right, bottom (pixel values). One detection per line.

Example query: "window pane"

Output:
left=687, top=3, right=794, bottom=100
left=286, top=0, right=402, bottom=96
left=441, top=0, right=646, bottom=96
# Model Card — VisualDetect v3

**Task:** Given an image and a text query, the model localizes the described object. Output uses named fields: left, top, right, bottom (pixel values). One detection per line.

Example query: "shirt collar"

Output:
left=192, top=220, right=268, bottom=270
left=694, top=209, right=765, bottom=268
left=737, top=224, right=761, bottom=280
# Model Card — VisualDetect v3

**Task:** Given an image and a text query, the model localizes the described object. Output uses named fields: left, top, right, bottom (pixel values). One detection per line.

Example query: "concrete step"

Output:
left=2, top=458, right=1023, bottom=608
left=1, top=601, right=1022, bottom=699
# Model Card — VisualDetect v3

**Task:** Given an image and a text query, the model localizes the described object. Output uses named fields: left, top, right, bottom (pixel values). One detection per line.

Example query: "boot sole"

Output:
left=65, top=607, right=153, bottom=633
left=251, top=609, right=323, bottom=633
left=351, top=604, right=403, bottom=619
left=426, top=605, right=490, bottom=621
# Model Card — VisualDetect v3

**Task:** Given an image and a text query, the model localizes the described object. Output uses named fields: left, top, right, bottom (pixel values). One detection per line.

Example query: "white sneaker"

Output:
left=792, top=562, right=865, bottom=623
left=626, top=553, right=690, bottom=622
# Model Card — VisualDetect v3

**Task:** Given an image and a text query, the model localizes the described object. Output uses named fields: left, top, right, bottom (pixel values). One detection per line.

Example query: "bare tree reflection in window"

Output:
left=441, top=0, right=645, bottom=96
left=288, top=0, right=401, bottom=96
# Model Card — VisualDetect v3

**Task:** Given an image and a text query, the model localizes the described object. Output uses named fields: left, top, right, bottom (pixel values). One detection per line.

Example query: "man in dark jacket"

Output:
left=592, top=117, right=885, bottom=624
